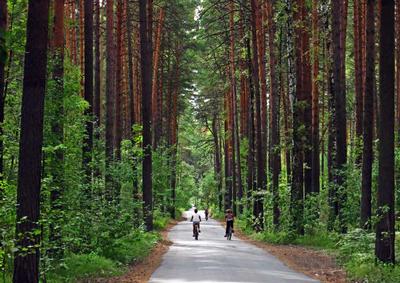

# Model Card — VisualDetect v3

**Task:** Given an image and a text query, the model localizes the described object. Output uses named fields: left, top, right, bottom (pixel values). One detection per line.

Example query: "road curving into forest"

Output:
left=149, top=210, right=319, bottom=283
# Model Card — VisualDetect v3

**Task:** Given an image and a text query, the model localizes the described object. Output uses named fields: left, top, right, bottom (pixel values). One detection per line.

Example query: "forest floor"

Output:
left=92, top=219, right=179, bottom=283
left=233, top=228, right=347, bottom=283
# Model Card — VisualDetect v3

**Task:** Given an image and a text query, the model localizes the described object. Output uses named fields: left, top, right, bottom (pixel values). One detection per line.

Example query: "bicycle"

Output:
left=226, top=225, right=232, bottom=240
left=193, top=223, right=200, bottom=240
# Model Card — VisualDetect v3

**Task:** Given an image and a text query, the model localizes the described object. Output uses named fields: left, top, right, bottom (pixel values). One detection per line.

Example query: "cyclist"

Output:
left=190, top=208, right=201, bottom=237
left=205, top=208, right=209, bottom=221
left=224, top=209, right=234, bottom=237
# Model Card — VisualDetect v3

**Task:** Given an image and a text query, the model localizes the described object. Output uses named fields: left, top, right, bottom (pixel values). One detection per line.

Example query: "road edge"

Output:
left=231, top=226, right=347, bottom=283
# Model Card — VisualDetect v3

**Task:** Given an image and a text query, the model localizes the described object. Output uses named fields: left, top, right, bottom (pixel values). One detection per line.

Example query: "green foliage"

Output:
left=337, top=230, right=400, bottom=283
left=337, top=228, right=375, bottom=263
left=346, top=262, right=400, bottom=283
left=153, top=211, right=171, bottom=231
left=0, top=181, right=16, bottom=280
left=47, top=253, right=123, bottom=282
left=101, top=230, right=160, bottom=265
left=293, top=233, right=339, bottom=250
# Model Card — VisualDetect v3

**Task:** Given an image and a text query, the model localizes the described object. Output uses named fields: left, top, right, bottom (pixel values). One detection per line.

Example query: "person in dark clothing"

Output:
left=224, top=209, right=234, bottom=237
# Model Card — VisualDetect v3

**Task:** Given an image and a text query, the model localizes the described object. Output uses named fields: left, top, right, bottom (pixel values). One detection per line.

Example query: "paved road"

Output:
left=149, top=210, right=318, bottom=283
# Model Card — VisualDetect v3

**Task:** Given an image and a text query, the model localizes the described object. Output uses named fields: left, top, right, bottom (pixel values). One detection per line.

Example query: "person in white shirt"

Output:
left=190, top=208, right=201, bottom=236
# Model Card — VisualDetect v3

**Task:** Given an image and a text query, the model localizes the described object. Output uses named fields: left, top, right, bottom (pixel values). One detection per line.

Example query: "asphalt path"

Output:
left=149, top=210, right=319, bottom=283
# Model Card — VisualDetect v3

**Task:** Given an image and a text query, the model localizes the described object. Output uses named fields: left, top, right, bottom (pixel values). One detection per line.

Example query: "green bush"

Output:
left=100, top=230, right=160, bottom=265
left=293, top=233, right=339, bottom=250
left=337, top=228, right=375, bottom=263
left=346, top=261, right=400, bottom=283
left=47, top=253, right=122, bottom=282
left=153, top=211, right=171, bottom=231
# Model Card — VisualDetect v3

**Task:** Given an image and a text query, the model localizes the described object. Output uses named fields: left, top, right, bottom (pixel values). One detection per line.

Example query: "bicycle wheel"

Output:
left=194, top=224, right=199, bottom=240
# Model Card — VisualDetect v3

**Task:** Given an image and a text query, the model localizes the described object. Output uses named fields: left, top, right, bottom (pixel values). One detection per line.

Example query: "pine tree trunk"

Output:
left=152, top=8, right=165, bottom=149
left=250, top=0, right=265, bottom=230
left=246, top=38, right=255, bottom=214
left=94, top=0, right=101, bottom=123
left=301, top=0, right=313, bottom=196
left=311, top=0, right=320, bottom=194
left=13, top=0, right=50, bottom=281
left=376, top=0, right=395, bottom=264
left=139, top=0, right=153, bottom=231
left=79, top=0, right=84, bottom=96
left=292, top=0, right=306, bottom=235
left=170, top=80, right=179, bottom=219
left=83, top=0, right=93, bottom=183
left=229, top=0, right=243, bottom=215
left=239, top=7, right=248, bottom=139
left=224, top=89, right=233, bottom=210
left=105, top=0, right=117, bottom=200
left=396, top=0, right=400, bottom=134
left=266, top=0, right=280, bottom=228
left=115, top=0, right=123, bottom=160
left=361, top=0, right=375, bottom=229
left=354, top=0, right=364, bottom=142
left=0, top=0, right=7, bottom=180
left=332, top=0, right=348, bottom=233
left=48, top=0, right=65, bottom=261
left=212, top=116, right=223, bottom=212
left=126, top=0, right=135, bottom=128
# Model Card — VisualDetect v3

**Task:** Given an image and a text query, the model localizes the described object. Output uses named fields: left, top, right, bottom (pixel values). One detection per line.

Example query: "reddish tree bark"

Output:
left=152, top=8, right=165, bottom=148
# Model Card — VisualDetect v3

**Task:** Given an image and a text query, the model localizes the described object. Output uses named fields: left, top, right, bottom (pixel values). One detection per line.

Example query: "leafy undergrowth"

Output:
left=47, top=253, right=123, bottom=282
left=237, top=219, right=400, bottom=283
left=45, top=215, right=169, bottom=283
